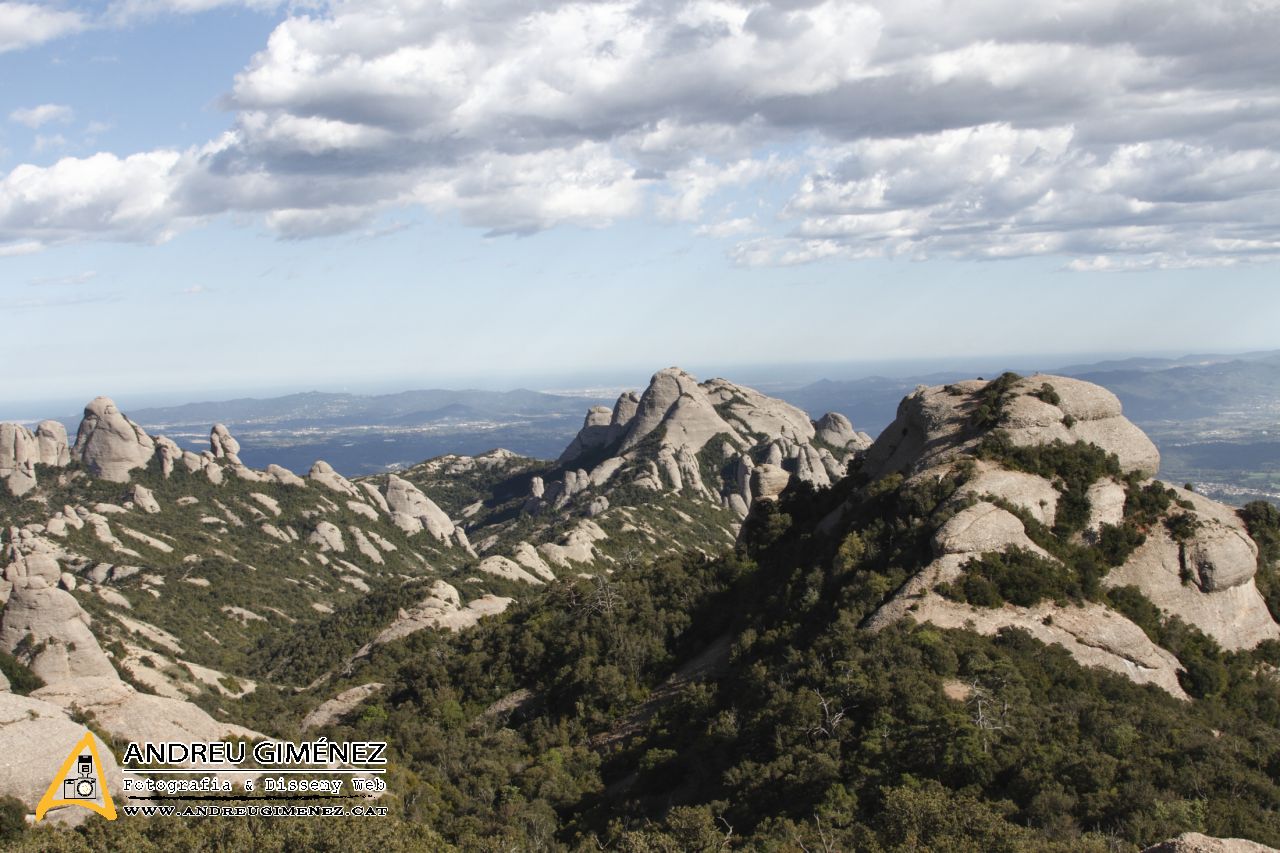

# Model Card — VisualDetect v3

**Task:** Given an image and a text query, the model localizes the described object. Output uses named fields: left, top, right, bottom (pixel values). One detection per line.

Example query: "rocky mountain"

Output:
left=4, top=369, right=1280, bottom=848
left=839, top=373, right=1277, bottom=698
left=0, top=396, right=495, bottom=821
left=780, top=351, right=1280, bottom=507
left=64, top=386, right=617, bottom=477
left=387, top=367, right=871, bottom=595
left=242, top=371, right=1280, bottom=851
left=0, top=370, right=876, bottom=823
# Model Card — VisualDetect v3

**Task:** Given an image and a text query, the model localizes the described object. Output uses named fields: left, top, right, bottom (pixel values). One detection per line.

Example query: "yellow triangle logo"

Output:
left=34, top=732, right=117, bottom=822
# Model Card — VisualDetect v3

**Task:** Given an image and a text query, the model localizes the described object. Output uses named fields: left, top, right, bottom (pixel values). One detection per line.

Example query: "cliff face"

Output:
left=843, top=373, right=1277, bottom=698
left=551, top=366, right=871, bottom=518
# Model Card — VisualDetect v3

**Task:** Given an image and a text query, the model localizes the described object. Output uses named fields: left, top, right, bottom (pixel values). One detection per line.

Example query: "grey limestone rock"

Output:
left=0, top=423, right=38, bottom=496
left=306, top=521, right=345, bottom=553
left=751, top=464, right=791, bottom=501
left=0, top=555, right=118, bottom=684
left=72, top=397, right=155, bottom=483
left=862, top=375, right=1159, bottom=482
left=308, top=460, right=360, bottom=497
left=34, top=420, right=70, bottom=467
left=1142, top=833, right=1278, bottom=853
left=815, top=412, right=870, bottom=451
left=130, top=484, right=161, bottom=515
left=209, top=423, right=241, bottom=460
left=383, top=475, right=457, bottom=542
left=0, top=693, right=124, bottom=823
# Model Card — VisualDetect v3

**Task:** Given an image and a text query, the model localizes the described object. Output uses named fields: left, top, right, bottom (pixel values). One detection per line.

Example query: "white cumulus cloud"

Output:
left=1, top=0, right=1280, bottom=269
left=10, top=104, right=74, bottom=128
left=0, top=3, right=84, bottom=53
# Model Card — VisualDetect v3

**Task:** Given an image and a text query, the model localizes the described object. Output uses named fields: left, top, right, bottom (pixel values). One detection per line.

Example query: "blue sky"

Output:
left=3, top=1, right=1280, bottom=412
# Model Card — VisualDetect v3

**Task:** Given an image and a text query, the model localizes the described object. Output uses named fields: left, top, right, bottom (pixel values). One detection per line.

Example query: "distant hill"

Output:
left=777, top=351, right=1280, bottom=506
left=106, top=388, right=605, bottom=430
left=777, top=350, right=1280, bottom=432
left=1071, top=352, right=1280, bottom=422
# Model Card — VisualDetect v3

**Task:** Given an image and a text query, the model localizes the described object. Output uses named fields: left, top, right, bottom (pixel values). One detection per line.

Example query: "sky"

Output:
left=3, top=0, right=1280, bottom=412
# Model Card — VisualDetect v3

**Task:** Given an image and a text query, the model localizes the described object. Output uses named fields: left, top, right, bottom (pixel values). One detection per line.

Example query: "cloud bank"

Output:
left=2, top=0, right=1279, bottom=269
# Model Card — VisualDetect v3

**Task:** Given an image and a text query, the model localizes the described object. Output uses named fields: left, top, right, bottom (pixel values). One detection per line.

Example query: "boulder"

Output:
left=1142, top=833, right=1278, bottom=852
left=308, top=460, right=359, bottom=497
left=1173, top=488, right=1261, bottom=592
left=0, top=423, right=37, bottom=496
left=953, top=460, right=1059, bottom=526
left=209, top=424, right=241, bottom=461
left=32, top=676, right=260, bottom=746
left=558, top=406, right=619, bottom=464
left=72, top=397, right=155, bottom=483
left=0, top=693, right=124, bottom=823
left=34, top=420, right=70, bottom=467
left=0, top=565, right=118, bottom=684
left=130, top=484, right=161, bottom=515
left=478, top=555, right=544, bottom=585
left=814, top=412, right=866, bottom=450
left=301, top=683, right=386, bottom=730
left=538, top=520, right=608, bottom=567
left=751, top=464, right=791, bottom=501
left=932, top=502, right=1049, bottom=558
left=383, top=475, right=457, bottom=542
left=512, top=542, right=556, bottom=582
left=362, top=581, right=513, bottom=645
left=611, top=391, right=640, bottom=430
left=267, top=464, right=306, bottom=487
left=1104, top=522, right=1278, bottom=651
left=152, top=436, right=183, bottom=478
left=348, top=526, right=384, bottom=565
left=306, top=521, right=345, bottom=553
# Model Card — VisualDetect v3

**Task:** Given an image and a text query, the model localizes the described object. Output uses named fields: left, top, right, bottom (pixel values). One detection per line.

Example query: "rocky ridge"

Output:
left=550, top=367, right=871, bottom=517
left=0, top=396, right=496, bottom=820
left=849, top=374, right=1278, bottom=697
left=398, top=368, right=874, bottom=593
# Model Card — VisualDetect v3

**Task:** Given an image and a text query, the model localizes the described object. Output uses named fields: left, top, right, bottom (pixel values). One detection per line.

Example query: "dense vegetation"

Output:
left=13, top=388, right=1280, bottom=850
left=21, top=459, right=1280, bottom=852
left=1242, top=500, right=1280, bottom=622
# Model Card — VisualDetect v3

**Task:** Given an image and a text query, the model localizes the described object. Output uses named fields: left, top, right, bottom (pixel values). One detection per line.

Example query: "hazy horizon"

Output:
left=2, top=345, right=1272, bottom=425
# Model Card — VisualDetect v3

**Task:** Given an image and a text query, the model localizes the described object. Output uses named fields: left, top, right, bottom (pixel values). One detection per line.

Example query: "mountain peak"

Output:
left=863, top=372, right=1160, bottom=481
left=836, top=372, right=1274, bottom=697
left=548, top=367, right=871, bottom=518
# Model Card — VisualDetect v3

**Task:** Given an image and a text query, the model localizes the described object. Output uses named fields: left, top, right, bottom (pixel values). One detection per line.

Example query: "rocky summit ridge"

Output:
left=0, top=395, right=488, bottom=821
left=837, top=373, right=1278, bottom=698
left=547, top=366, right=870, bottom=517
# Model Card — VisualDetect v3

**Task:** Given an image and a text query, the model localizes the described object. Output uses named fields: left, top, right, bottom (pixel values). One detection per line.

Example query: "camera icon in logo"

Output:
left=62, top=755, right=97, bottom=801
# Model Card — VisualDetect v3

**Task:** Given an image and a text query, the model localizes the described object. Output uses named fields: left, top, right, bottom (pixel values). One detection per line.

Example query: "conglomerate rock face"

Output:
left=551, top=367, right=871, bottom=519
left=1142, top=833, right=1280, bottom=853
left=862, top=374, right=1160, bottom=481
left=855, top=374, right=1278, bottom=698
left=72, top=396, right=156, bottom=483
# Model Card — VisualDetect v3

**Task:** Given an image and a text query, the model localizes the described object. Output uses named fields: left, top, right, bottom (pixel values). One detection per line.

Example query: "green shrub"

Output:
left=943, top=547, right=1084, bottom=608
left=1028, top=382, right=1061, bottom=406
left=970, top=372, right=1024, bottom=430
left=0, top=650, right=44, bottom=696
